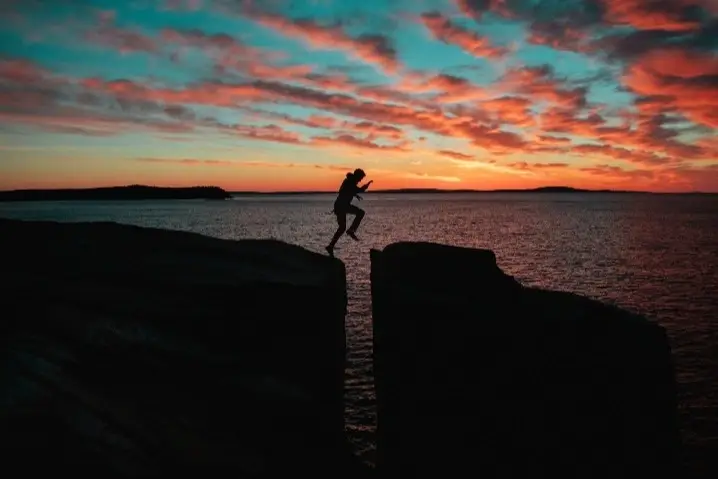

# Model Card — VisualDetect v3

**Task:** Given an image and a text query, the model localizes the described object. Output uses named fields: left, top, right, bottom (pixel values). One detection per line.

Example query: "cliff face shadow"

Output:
left=1, top=219, right=682, bottom=477
left=1, top=218, right=357, bottom=476
left=371, top=242, right=682, bottom=478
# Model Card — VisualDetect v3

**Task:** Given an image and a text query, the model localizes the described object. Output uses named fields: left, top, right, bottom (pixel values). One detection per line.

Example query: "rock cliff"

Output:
left=1, top=222, right=682, bottom=477
left=371, top=241, right=681, bottom=478
left=1, top=218, right=353, bottom=477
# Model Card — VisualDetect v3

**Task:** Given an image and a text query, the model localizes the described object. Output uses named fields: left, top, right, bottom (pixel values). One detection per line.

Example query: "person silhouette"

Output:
left=326, top=168, right=373, bottom=257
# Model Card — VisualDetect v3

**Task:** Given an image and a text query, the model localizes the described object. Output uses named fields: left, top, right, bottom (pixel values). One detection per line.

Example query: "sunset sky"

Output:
left=1, top=0, right=716, bottom=192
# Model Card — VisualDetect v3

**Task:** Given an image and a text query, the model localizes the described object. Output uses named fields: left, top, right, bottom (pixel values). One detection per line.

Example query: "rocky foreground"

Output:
left=371, top=242, right=681, bottom=478
left=2, top=219, right=682, bottom=477
left=1, top=218, right=352, bottom=476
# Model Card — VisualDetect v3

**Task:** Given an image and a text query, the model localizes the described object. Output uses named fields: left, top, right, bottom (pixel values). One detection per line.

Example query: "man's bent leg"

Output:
left=346, top=205, right=365, bottom=236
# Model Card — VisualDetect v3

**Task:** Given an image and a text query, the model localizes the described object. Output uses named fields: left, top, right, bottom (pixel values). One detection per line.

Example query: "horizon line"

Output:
left=0, top=185, right=716, bottom=195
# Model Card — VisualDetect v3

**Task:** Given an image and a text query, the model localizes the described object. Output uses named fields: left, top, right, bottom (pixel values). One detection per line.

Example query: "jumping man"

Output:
left=326, top=168, right=373, bottom=257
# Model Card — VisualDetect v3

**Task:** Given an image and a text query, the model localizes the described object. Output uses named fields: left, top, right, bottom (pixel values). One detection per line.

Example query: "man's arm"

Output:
left=357, top=180, right=373, bottom=192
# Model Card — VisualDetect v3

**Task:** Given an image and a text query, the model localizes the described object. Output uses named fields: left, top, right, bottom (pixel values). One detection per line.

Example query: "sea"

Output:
left=2, top=192, right=716, bottom=476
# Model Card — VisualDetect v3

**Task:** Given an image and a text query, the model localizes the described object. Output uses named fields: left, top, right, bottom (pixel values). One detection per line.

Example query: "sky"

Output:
left=0, top=0, right=716, bottom=192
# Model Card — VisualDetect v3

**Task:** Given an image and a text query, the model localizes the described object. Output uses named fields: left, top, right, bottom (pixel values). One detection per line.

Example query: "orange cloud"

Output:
left=161, top=28, right=322, bottom=84
left=438, top=150, right=474, bottom=160
left=397, top=73, right=488, bottom=103
left=0, top=60, right=62, bottom=109
left=82, top=77, right=267, bottom=107
left=508, top=162, right=570, bottom=170
left=161, top=28, right=246, bottom=52
left=345, top=121, right=405, bottom=140
left=136, top=158, right=233, bottom=166
left=500, top=65, right=587, bottom=108
left=602, top=0, right=705, bottom=32
left=580, top=164, right=655, bottom=180
left=537, top=135, right=572, bottom=145
left=454, top=0, right=512, bottom=20
left=0, top=58, right=49, bottom=84
left=310, top=134, right=410, bottom=152
left=479, top=95, right=536, bottom=126
left=570, top=143, right=670, bottom=165
left=243, top=109, right=405, bottom=140
left=235, top=161, right=352, bottom=172
left=623, top=47, right=718, bottom=128
left=0, top=109, right=195, bottom=137
left=250, top=13, right=399, bottom=74
left=81, top=75, right=532, bottom=154
left=420, top=12, right=508, bottom=59
left=527, top=21, right=592, bottom=53
left=405, top=172, right=462, bottom=183
left=246, top=80, right=527, bottom=153
left=226, top=124, right=305, bottom=145
left=634, top=46, right=718, bottom=78
left=84, top=15, right=158, bottom=54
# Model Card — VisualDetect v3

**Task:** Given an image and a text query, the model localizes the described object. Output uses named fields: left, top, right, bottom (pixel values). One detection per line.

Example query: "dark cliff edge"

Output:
left=0, top=185, right=231, bottom=201
left=371, top=242, right=681, bottom=478
left=1, top=218, right=360, bottom=477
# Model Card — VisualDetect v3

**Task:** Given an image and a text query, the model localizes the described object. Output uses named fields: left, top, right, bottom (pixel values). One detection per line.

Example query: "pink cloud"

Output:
left=0, top=107, right=195, bottom=137
left=420, top=12, right=508, bottom=60
left=137, top=158, right=232, bottom=165
left=216, top=123, right=305, bottom=145
left=397, top=73, right=489, bottom=103
left=250, top=13, right=399, bottom=74
left=527, top=21, right=592, bottom=53
left=306, top=114, right=338, bottom=129
left=438, top=150, right=474, bottom=160
left=537, top=135, right=572, bottom=145
left=500, top=65, right=588, bottom=108
left=579, top=164, right=655, bottom=180
left=84, top=25, right=158, bottom=54
left=479, top=96, right=536, bottom=126
left=82, top=78, right=268, bottom=106
left=570, top=143, right=668, bottom=165
left=623, top=47, right=718, bottom=128
left=311, top=134, right=410, bottom=152
left=236, top=161, right=355, bottom=172
left=405, top=172, right=462, bottom=183
left=601, top=0, right=706, bottom=32
left=0, top=58, right=51, bottom=84
left=454, top=0, right=511, bottom=20
left=508, top=161, right=570, bottom=171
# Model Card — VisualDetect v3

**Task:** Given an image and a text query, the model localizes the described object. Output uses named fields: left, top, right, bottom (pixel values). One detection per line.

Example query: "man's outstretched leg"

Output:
left=326, top=213, right=346, bottom=256
left=346, top=205, right=365, bottom=241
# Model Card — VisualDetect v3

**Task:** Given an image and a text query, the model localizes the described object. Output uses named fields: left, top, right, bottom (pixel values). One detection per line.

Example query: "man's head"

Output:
left=353, top=168, right=366, bottom=181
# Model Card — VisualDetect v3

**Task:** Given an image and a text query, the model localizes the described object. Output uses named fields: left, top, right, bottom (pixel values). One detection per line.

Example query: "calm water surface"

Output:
left=2, top=192, right=717, bottom=474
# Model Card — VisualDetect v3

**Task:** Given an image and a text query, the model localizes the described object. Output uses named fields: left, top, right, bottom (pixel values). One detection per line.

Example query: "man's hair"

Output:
left=353, top=168, right=366, bottom=178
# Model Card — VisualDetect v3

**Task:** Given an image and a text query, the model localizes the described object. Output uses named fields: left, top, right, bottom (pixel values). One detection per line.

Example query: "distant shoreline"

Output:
left=0, top=185, right=715, bottom=201
left=230, top=187, right=716, bottom=196
left=0, top=185, right=231, bottom=202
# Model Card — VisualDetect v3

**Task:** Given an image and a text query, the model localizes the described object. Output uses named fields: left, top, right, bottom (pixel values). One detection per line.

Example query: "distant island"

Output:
left=230, top=186, right=714, bottom=195
left=0, top=185, right=232, bottom=202
left=1, top=186, right=714, bottom=201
